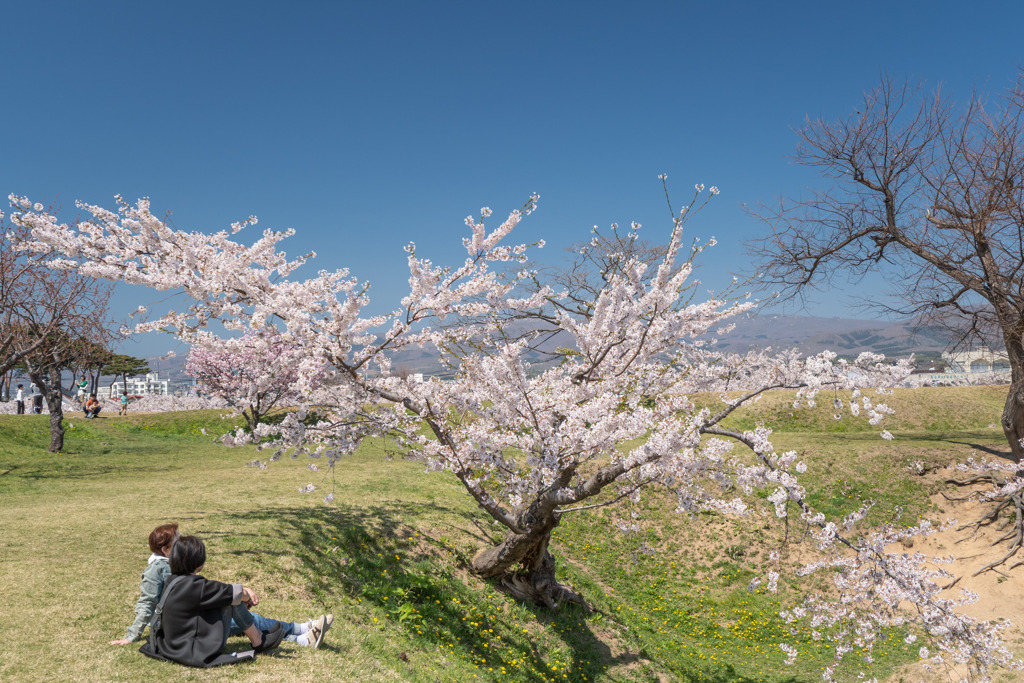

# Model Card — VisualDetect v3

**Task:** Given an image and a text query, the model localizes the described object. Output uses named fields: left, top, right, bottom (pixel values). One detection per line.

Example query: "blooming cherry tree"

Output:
left=12, top=189, right=1021, bottom=680
left=185, top=329, right=315, bottom=431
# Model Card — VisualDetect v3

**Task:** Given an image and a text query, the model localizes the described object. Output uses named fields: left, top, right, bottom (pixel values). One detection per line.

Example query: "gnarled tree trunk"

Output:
left=30, top=367, right=66, bottom=453
left=1000, top=335, right=1024, bottom=464
left=1001, top=377, right=1024, bottom=463
left=471, top=507, right=585, bottom=610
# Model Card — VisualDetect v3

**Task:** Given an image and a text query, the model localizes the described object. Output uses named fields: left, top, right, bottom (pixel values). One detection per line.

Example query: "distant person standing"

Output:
left=15, top=384, right=25, bottom=414
left=76, top=376, right=89, bottom=405
left=31, top=384, right=43, bottom=414
left=119, top=391, right=129, bottom=416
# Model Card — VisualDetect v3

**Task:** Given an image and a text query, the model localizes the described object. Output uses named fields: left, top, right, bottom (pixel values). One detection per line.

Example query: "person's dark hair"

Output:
left=17, top=384, right=22, bottom=388
left=148, top=523, right=180, bottom=554
left=170, top=535, right=206, bottom=575
left=90, top=393, right=97, bottom=398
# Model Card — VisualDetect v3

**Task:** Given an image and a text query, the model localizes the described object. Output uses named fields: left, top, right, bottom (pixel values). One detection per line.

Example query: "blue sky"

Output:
left=3, top=1, right=1023, bottom=357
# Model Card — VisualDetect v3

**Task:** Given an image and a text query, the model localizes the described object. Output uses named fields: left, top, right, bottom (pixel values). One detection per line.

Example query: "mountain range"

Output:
left=707, top=313, right=951, bottom=357
left=143, top=314, right=955, bottom=381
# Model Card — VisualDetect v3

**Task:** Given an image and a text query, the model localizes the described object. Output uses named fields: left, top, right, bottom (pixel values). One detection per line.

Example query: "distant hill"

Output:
left=709, top=313, right=952, bottom=357
left=145, top=314, right=953, bottom=382
left=383, top=313, right=952, bottom=375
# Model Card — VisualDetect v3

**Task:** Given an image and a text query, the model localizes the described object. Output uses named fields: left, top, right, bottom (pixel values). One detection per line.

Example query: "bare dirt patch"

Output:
left=912, top=491, right=1024, bottom=629
left=881, top=489, right=1024, bottom=681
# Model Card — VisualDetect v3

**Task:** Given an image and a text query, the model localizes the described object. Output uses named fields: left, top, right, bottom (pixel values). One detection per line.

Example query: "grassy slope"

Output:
left=0, top=386, right=1012, bottom=682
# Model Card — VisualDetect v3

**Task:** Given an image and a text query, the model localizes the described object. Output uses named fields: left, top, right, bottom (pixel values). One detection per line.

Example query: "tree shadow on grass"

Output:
left=216, top=502, right=671, bottom=681
left=945, top=439, right=1012, bottom=458
left=0, top=459, right=179, bottom=483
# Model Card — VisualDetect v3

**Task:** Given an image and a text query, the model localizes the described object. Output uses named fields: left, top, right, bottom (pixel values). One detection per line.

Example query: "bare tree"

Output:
left=1, top=208, right=115, bottom=451
left=752, top=74, right=1024, bottom=461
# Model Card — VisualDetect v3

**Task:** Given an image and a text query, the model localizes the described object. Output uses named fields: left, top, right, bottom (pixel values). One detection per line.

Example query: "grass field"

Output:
left=0, top=386, right=1015, bottom=682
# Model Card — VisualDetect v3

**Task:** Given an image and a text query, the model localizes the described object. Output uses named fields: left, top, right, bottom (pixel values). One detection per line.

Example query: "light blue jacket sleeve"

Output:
left=124, top=559, right=170, bottom=641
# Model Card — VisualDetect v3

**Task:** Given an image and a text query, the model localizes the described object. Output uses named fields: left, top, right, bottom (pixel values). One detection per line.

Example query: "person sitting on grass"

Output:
left=139, top=535, right=283, bottom=666
left=83, top=393, right=102, bottom=418
left=110, top=524, right=331, bottom=649
left=109, top=523, right=181, bottom=645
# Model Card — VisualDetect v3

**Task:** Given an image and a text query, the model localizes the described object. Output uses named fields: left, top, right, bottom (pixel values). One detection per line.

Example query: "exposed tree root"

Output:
left=946, top=475, right=1024, bottom=577
left=496, top=572, right=589, bottom=611
left=488, top=551, right=590, bottom=610
left=473, top=528, right=592, bottom=611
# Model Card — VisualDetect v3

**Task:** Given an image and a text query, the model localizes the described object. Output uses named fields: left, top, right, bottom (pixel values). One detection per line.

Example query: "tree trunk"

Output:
left=30, top=368, right=66, bottom=453
left=471, top=512, right=585, bottom=610
left=1001, top=333, right=1024, bottom=463
left=46, top=366, right=65, bottom=453
left=48, top=406, right=64, bottom=452
left=245, top=398, right=262, bottom=432
left=1002, top=378, right=1024, bottom=463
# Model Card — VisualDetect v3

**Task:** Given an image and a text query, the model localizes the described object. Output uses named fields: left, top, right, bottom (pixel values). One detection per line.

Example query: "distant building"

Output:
left=99, top=372, right=170, bottom=398
left=909, top=347, right=1011, bottom=386
left=942, top=347, right=1010, bottom=373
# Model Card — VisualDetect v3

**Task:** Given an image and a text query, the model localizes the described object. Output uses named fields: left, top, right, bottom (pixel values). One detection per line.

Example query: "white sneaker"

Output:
left=308, top=614, right=333, bottom=649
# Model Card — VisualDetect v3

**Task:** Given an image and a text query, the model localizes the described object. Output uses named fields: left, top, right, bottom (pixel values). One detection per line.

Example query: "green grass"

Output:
left=0, top=387, right=1014, bottom=681
left=708, top=385, right=1008, bottom=434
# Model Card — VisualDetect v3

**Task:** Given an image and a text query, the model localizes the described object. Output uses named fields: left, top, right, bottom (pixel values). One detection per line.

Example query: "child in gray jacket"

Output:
left=110, top=524, right=178, bottom=644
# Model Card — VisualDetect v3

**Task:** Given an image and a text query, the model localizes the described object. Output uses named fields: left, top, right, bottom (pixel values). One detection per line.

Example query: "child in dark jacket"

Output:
left=140, top=536, right=283, bottom=667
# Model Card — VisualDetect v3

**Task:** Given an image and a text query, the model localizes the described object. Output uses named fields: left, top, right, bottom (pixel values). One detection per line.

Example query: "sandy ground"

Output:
left=884, top=486, right=1024, bottom=682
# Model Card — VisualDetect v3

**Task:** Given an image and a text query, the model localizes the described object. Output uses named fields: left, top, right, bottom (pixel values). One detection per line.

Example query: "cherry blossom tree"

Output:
left=186, top=329, right=311, bottom=431
left=0, top=207, right=114, bottom=450
left=12, top=190, right=1021, bottom=680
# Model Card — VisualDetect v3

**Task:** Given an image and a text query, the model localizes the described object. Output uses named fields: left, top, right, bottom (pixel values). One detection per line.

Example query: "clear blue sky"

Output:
left=3, top=1, right=1023, bottom=357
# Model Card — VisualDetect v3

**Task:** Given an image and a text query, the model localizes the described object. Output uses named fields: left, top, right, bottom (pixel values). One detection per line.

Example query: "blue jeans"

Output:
left=221, top=603, right=257, bottom=649
left=229, top=612, right=301, bottom=641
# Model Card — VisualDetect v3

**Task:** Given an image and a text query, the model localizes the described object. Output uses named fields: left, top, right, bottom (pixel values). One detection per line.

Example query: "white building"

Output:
left=910, top=347, right=1012, bottom=386
left=942, top=347, right=1010, bottom=373
left=100, top=372, right=170, bottom=398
